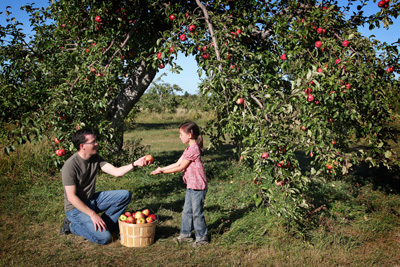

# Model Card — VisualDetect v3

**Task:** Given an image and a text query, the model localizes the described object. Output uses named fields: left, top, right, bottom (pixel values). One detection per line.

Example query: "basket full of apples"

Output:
left=118, top=208, right=157, bottom=247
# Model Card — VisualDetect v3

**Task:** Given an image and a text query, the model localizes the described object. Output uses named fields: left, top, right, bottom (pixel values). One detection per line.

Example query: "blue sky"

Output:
left=1, top=0, right=398, bottom=95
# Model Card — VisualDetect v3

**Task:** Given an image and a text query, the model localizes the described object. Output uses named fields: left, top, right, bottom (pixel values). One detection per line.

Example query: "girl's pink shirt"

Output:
left=182, top=143, right=207, bottom=190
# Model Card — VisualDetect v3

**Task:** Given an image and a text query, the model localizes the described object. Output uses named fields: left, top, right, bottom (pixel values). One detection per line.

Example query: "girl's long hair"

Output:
left=179, top=121, right=204, bottom=156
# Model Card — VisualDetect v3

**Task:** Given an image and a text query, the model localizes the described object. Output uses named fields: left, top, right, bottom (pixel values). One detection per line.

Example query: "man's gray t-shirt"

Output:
left=62, top=153, right=107, bottom=212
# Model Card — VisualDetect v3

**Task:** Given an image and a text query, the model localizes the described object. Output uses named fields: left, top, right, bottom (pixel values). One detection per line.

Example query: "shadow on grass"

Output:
left=206, top=204, right=256, bottom=239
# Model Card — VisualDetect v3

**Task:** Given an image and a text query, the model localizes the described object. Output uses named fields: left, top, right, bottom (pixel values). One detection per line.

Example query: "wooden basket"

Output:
left=119, top=220, right=156, bottom=247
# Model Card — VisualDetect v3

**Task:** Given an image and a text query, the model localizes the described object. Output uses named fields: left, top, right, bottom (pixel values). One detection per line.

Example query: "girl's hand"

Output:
left=150, top=167, right=163, bottom=175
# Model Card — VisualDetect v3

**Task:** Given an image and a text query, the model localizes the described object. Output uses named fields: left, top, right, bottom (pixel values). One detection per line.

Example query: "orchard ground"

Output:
left=1, top=111, right=400, bottom=266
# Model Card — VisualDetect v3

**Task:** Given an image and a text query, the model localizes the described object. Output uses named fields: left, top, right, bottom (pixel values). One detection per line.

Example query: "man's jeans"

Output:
left=66, top=190, right=131, bottom=245
left=180, top=189, right=208, bottom=242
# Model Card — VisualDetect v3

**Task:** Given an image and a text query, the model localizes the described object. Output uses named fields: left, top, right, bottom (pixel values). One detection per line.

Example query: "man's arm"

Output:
left=101, top=156, right=149, bottom=177
left=64, top=185, right=107, bottom=231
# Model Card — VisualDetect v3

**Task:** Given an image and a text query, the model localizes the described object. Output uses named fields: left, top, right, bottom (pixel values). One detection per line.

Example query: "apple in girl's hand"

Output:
left=142, top=209, right=150, bottom=216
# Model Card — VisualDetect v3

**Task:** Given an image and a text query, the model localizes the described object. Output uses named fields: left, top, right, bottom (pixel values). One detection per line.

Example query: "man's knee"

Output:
left=95, top=231, right=113, bottom=245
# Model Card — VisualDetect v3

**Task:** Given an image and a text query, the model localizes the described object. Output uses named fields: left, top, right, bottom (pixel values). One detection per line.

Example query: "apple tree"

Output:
left=1, top=0, right=399, bottom=228
left=1, top=0, right=201, bottom=165
left=154, top=0, right=399, bottom=228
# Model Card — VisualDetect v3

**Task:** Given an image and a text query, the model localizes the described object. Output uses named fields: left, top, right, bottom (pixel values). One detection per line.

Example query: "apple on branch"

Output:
left=236, top=98, right=244, bottom=105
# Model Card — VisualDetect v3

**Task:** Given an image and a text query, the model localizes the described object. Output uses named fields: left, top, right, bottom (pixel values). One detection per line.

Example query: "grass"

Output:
left=1, top=111, right=400, bottom=266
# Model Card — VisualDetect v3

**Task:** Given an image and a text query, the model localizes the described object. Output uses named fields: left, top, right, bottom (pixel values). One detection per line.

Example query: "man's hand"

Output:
left=133, top=156, right=152, bottom=167
left=90, top=212, right=107, bottom=232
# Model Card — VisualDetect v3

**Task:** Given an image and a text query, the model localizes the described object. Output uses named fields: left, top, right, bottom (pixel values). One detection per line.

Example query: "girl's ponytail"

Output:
left=179, top=121, right=204, bottom=156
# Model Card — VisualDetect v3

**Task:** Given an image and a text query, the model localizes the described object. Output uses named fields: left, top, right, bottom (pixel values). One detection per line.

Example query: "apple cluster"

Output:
left=119, top=209, right=156, bottom=224
left=378, top=0, right=390, bottom=8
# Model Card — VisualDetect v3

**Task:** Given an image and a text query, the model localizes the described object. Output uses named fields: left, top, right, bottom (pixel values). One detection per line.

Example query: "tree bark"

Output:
left=106, top=59, right=157, bottom=151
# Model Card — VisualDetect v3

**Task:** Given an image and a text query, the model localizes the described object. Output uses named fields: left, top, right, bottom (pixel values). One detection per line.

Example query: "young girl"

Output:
left=150, top=121, right=208, bottom=247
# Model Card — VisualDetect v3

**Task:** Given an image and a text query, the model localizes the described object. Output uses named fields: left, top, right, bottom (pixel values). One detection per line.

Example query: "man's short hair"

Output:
left=72, top=129, right=95, bottom=150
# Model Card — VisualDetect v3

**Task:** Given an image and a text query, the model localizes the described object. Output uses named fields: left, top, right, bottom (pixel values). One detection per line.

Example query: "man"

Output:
left=60, top=128, right=150, bottom=245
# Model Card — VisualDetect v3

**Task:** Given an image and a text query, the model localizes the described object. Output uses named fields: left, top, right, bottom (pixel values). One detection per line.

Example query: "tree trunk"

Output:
left=106, top=59, right=157, bottom=151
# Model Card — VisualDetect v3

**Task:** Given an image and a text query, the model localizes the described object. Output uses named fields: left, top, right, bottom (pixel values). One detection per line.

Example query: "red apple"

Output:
left=316, top=28, right=323, bottom=34
left=145, top=155, right=154, bottom=164
left=236, top=29, right=241, bottom=34
left=56, top=149, right=65, bottom=156
left=169, top=47, right=174, bottom=53
left=119, top=214, right=127, bottom=222
left=335, top=59, right=341, bottom=64
left=280, top=54, right=287, bottom=60
left=317, top=68, right=323, bottom=73
left=95, top=16, right=102, bottom=23
left=124, top=211, right=132, bottom=217
left=134, top=211, right=146, bottom=219
left=169, top=14, right=176, bottom=21
left=158, top=64, right=165, bottom=69
left=157, top=52, right=162, bottom=59
left=345, top=83, right=351, bottom=90
left=54, top=137, right=62, bottom=144
left=179, top=34, right=187, bottom=41
left=326, top=164, right=332, bottom=170
left=148, top=214, right=156, bottom=221
left=304, top=87, right=311, bottom=94
left=236, top=98, right=244, bottom=105
left=202, top=53, right=210, bottom=59
left=331, top=141, right=336, bottom=145
left=301, top=126, right=306, bottom=131
left=307, top=94, right=314, bottom=102
left=126, top=216, right=135, bottom=224
left=90, top=67, right=96, bottom=73
left=261, top=152, right=269, bottom=159
left=342, top=40, right=349, bottom=47
left=378, top=1, right=385, bottom=7
left=142, top=209, right=150, bottom=216
left=315, top=41, right=322, bottom=48
left=146, top=217, right=154, bottom=223
left=188, top=25, right=196, bottom=32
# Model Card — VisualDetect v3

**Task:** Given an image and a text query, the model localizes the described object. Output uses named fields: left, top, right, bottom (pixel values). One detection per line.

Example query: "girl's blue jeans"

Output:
left=65, top=190, right=131, bottom=245
left=180, top=189, right=208, bottom=242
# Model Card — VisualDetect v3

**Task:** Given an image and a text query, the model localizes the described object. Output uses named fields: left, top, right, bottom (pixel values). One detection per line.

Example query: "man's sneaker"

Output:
left=60, top=217, right=71, bottom=235
left=173, top=236, right=194, bottom=244
left=192, top=240, right=209, bottom=247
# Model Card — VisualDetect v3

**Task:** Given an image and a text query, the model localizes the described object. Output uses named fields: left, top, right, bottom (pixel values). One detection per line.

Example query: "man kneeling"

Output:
left=60, top=129, right=150, bottom=244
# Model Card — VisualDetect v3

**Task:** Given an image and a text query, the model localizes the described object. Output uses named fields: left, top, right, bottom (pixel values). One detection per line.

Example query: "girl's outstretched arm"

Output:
left=150, top=156, right=190, bottom=175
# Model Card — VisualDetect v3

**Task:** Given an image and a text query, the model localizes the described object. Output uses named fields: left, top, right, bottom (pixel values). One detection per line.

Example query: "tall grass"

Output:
left=1, top=112, right=400, bottom=266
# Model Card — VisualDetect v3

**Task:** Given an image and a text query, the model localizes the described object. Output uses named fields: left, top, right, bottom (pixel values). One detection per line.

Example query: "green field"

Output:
left=1, top=112, right=400, bottom=266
